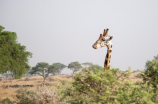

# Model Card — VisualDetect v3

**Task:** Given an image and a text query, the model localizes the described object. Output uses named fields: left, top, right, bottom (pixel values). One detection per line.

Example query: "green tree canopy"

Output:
left=30, top=62, right=59, bottom=86
left=68, top=61, right=82, bottom=74
left=82, top=62, right=93, bottom=67
left=142, top=54, right=158, bottom=87
left=82, top=62, right=103, bottom=73
left=52, top=62, right=67, bottom=74
left=0, top=26, right=32, bottom=79
left=91, top=64, right=103, bottom=73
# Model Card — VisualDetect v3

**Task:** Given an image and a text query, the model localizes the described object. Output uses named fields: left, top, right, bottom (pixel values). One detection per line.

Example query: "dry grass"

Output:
left=0, top=74, right=72, bottom=101
left=0, top=72, right=142, bottom=101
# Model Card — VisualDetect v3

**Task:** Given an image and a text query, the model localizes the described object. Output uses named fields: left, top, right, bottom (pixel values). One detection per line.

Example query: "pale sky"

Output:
left=0, top=0, right=158, bottom=74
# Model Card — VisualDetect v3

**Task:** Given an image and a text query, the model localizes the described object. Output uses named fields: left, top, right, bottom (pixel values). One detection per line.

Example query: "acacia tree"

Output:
left=90, top=64, right=103, bottom=73
left=82, top=62, right=103, bottom=73
left=53, top=63, right=67, bottom=74
left=68, top=62, right=82, bottom=74
left=82, top=62, right=93, bottom=67
left=30, top=62, right=59, bottom=86
left=0, top=26, right=32, bottom=79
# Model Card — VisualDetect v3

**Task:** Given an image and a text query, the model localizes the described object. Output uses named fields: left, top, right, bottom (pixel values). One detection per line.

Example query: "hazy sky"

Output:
left=0, top=0, right=158, bottom=73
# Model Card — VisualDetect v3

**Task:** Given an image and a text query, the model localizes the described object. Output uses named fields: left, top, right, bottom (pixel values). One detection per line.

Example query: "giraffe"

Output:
left=92, top=28, right=113, bottom=69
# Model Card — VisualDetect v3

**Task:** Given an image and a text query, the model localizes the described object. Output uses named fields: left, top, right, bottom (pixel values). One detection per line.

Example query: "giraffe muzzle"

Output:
left=92, top=44, right=97, bottom=49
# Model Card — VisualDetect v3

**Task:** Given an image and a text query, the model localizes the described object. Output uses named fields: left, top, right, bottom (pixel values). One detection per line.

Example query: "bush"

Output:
left=142, top=55, right=158, bottom=87
left=1, top=97, right=14, bottom=104
left=59, top=68, right=157, bottom=104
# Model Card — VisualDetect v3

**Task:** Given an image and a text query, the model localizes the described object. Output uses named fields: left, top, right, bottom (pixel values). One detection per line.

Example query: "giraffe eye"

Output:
left=102, top=39, right=105, bottom=41
left=110, top=36, right=113, bottom=40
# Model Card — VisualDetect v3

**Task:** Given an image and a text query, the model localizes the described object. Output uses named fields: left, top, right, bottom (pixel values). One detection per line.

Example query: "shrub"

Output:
left=142, top=55, right=158, bottom=87
left=1, top=97, right=14, bottom=104
left=59, top=68, right=156, bottom=104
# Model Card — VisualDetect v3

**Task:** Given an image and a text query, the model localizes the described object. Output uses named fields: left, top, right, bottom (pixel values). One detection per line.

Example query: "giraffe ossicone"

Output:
left=92, top=28, right=113, bottom=69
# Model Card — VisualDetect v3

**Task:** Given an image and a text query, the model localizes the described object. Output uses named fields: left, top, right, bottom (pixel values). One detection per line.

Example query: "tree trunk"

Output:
left=72, top=70, right=75, bottom=77
left=43, top=77, right=46, bottom=87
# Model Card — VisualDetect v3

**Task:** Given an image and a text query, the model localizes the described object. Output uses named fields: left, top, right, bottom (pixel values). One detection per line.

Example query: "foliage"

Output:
left=30, top=62, right=59, bottom=86
left=0, top=26, right=32, bottom=79
left=1, top=97, right=14, bottom=104
left=53, top=62, right=67, bottom=74
left=82, top=63, right=104, bottom=73
left=68, top=62, right=82, bottom=74
left=82, top=62, right=104, bottom=73
left=60, top=68, right=158, bottom=104
left=90, top=64, right=104, bottom=73
left=82, top=62, right=93, bottom=67
left=142, top=55, right=158, bottom=88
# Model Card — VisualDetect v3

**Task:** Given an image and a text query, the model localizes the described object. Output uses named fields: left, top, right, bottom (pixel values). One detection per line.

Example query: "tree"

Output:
left=30, top=62, right=59, bottom=86
left=68, top=62, right=82, bottom=74
left=0, top=26, right=32, bottom=79
left=82, top=63, right=103, bottom=73
left=82, top=62, right=93, bottom=67
left=91, top=64, right=103, bottom=73
left=52, top=63, right=67, bottom=74
left=142, top=55, right=158, bottom=87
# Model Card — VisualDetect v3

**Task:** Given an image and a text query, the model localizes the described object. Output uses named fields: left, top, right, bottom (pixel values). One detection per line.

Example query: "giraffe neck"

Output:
left=104, top=45, right=112, bottom=69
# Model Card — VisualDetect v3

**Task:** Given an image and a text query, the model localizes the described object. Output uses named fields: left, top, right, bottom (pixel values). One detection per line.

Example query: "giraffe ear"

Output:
left=103, top=28, right=109, bottom=37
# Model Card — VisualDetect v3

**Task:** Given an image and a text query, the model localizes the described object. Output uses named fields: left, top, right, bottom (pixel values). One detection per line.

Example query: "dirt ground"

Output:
left=0, top=72, right=142, bottom=101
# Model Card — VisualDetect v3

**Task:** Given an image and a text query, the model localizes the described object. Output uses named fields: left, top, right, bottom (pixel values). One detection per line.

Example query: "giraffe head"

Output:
left=92, top=28, right=113, bottom=49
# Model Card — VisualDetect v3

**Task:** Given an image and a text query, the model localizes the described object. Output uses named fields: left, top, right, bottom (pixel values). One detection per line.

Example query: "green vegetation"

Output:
left=82, top=63, right=104, bottom=73
left=30, top=62, right=59, bottom=86
left=68, top=61, right=82, bottom=74
left=142, top=55, right=158, bottom=88
left=1, top=97, right=14, bottom=104
left=53, top=63, right=67, bottom=74
left=59, top=64, right=158, bottom=104
left=0, top=26, right=32, bottom=79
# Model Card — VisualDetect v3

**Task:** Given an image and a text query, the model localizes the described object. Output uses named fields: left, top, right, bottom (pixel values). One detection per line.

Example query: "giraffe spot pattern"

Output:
left=105, top=60, right=107, bottom=65
left=106, top=53, right=109, bottom=58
